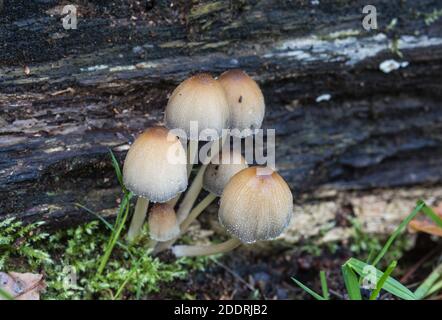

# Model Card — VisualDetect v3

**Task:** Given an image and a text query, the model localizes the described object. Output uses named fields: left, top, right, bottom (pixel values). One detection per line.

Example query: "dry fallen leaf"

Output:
left=0, top=272, right=45, bottom=300
left=409, top=220, right=442, bottom=237
left=408, top=205, right=442, bottom=237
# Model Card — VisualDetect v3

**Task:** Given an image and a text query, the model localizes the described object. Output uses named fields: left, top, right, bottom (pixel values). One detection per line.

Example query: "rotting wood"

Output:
left=0, top=1, right=441, bottom=229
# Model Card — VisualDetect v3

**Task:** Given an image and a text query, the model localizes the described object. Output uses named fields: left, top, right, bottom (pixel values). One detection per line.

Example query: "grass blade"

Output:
left=109, top=149, right=124, bottom=190
left=319, top=271, right=329, bottom=300
left=420, top=203, right=442, bottom=228
left=369, top=260, right=397, bottom=300
left=0, top=287, right=13, bottom=300
left=346, top=258, right=416, bottom=300
left=113, top=259, right=140, bottom=300
left=341, top=264, right=362, bottom=300
left=75, top=203, right=115, bottom=232
left=372, top=200, right=425, bottom=267
left=98, top=192, right=132, bottom=274
left=425, top=279, right=442, bottom=297
left=291, top=277, right=326, bottom=300
left=414, top=264, right=442, bottom=299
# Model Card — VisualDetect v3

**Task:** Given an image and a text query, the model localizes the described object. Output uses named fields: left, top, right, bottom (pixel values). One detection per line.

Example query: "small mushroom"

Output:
left=218, top=69, right=265, bottom=137
left=219, top=166, right=293, bottom=243
left=202, top=150, right=249, bottom=197
left=172, top=166, right=293, bottom=257
left=181, top=150, right=248, bottom=232
left=148, top=203, right=180, bottom=242
left=123, top=126, right=187, bottom=241
left=165, top=73, right=230, bottom=141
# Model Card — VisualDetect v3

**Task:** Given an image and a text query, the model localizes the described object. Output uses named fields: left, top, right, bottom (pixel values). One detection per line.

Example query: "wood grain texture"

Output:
left=0, top=0, right=441, bottom=226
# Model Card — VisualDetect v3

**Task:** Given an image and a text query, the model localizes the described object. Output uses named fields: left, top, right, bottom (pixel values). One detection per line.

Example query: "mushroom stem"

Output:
left=175, top=164, right=207, bottom=223
left=153, top=192, right=217, bottom=253
left=168, top=141, right=197, bottom=208
left=126, top=197, right=149, bottom=242
left=175, top=136, right=226, bottom=223
left=180, top=193, right=217, bottom=231
left=187, top=139, right=198, bottom=178
left=172, top=238, right=242, bottom=257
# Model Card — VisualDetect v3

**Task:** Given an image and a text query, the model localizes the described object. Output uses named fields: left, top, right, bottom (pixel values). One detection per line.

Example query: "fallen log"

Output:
left=0, top=0, right=441, bottom=230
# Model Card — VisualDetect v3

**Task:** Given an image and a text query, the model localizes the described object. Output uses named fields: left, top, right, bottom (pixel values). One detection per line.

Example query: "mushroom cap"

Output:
left=203, top=150, right=248, bottom=196
left=219, top=166, right=293, bottom=243
left=164, top=73, right=230, bottom=141
left=123, top=126, right=187, bottom=202
left=148, top=203, right=180, bottom=241
left=218, top=69, right=265, bottom=137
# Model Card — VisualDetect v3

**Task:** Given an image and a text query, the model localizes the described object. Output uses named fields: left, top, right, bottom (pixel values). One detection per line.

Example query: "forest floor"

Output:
left=151, top=233, right=440, bottom=300
left=2, top=211, right=439, bottom=300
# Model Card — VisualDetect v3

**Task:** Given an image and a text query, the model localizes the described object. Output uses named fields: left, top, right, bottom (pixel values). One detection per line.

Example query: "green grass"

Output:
left=292, top=200, right=442, bottom=300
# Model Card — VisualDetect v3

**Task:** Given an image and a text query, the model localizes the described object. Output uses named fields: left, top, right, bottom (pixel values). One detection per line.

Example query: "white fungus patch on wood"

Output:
left=316, top=93, right=331, bottom=102
left=265, top=33, right=442, bottom=66
left=379, top=59, right=409, bottom=73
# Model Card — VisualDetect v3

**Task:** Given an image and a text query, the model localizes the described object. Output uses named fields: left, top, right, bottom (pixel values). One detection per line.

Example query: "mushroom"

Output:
left=172, top=166, right=293, bottom=257
left=148, top=203, right=180, bottom=242
left=218, top=69, right=265, bottom=137
left=202, top=150, right=249, bottom=197
left=164, top=73, right=230, bottom=222
left=154, top=149, right=248, bottom=253
left=165, top=73, right=230, bottom=142
left=123, top=126, right=187, bottom=242
left=180, top=149, right=248, bottom=232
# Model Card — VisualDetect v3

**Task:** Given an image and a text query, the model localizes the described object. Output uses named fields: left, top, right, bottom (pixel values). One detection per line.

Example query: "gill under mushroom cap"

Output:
left=218, top=69, right=265, bottom=138
left=148, top=203, right=180, bottom=242
left=219, top=166, right=293, bottom=243
left=165, top=73, right=230, bottom=141
left=123, top=126, right=187, bottom=202
left=203, top=150, right=248, bottom=196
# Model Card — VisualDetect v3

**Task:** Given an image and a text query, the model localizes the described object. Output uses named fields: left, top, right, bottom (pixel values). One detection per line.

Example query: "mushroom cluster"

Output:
left=121, top=69, right=294, bottom=257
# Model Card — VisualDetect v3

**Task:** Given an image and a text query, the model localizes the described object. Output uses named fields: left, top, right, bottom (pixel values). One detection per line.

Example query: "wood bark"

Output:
left=0, top=0, right=442, bottom=227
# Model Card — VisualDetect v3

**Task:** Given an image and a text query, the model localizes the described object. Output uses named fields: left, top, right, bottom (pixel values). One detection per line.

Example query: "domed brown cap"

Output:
left=219, top=167, right=293, bottom=243
left=123, top=126, right=187, bottom=202
left=165, top=73, right=230, bottom=141
left=218, top=69, right=265, bottom=137
left=148, top=203, right=180, bottom=241
left=203, top=150, right=248, bottom=196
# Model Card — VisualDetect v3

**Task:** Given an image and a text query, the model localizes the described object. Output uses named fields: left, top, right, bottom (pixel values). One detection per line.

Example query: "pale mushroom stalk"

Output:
left=175, top=163, right=207, bottom=223
left=175, top=135, right=225, bottom=222
left=167, top=193, right=181, bottom=208
left=126, top=197, right=149, bottom=242
left=187, top=140, right=198, bottom=178
left=167, top=141, right=198, bottom=207
left=180, top=193, right=217, bottom=231
left=172, top=238, right=242, bottom=257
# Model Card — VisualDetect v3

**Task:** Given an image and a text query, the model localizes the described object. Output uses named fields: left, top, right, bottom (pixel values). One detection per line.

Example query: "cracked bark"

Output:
left=0, top=0, right=441, bottom=229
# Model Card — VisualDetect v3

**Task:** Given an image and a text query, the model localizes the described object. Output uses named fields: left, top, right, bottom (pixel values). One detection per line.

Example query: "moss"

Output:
left=389, top=36, right=403, bottom=58
left=0, top=218, right=211, bottom=300
left=0, top=218, right=52, bottom=271
left=421, top=9, right=442, bottom=26
left=317, top=29, right=360, bottom=41
left=348, top=218, right=414, bottom=266
left=189, top=2, right=229, bottom=20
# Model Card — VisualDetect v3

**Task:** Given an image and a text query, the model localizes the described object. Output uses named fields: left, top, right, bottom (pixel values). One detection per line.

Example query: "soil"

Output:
left=152, top=234, right=441, bottom=300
